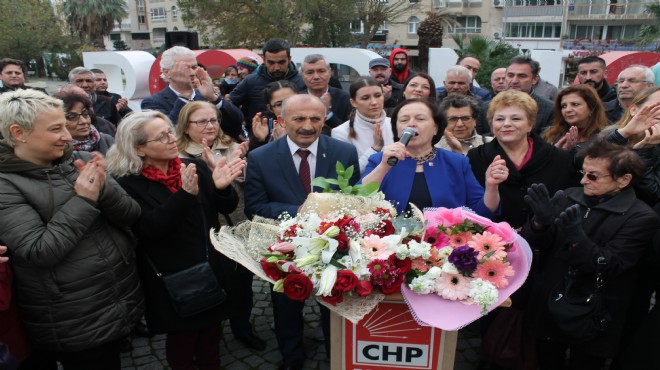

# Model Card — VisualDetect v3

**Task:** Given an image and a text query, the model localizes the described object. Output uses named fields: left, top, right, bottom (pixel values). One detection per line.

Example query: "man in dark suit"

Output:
left=141, top=46, right=244, bottom=131
left=69, top=67, right=121, bottom=126
left=244, top=94, right=359, bottom=370
left=299, top=54, right=351, bottom=135
left=477, top=56, right=554, bottom=135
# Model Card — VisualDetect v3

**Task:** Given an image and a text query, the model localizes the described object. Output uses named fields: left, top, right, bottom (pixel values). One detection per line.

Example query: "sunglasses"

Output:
left=579, top=170, right=612, bottom=181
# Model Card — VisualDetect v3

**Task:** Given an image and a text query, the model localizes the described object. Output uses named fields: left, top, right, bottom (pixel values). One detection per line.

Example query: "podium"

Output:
left=330, top=293, right=458, bottom=370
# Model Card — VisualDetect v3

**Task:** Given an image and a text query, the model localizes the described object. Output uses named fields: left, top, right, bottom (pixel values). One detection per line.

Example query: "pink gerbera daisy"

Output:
left=361, top=234, right=389, bottom=259
left=474, top=260, right=515, bottom=289
left=411, top=257, right=430, bottom=272
left=468, top=231, right=507, bottom=260
left=429, top=247, right=444, bottom=267
left=448, top=232, right=473, bottom=248
left=435, top=273, right=470, bottom=300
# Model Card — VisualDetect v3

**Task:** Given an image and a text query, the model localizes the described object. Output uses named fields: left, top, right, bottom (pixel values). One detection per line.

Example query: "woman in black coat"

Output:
left=522, top=140, right=659, bottom=369
left=467, top=91, right=581, bottom=229
left=106, top=110, right=246, bottom=369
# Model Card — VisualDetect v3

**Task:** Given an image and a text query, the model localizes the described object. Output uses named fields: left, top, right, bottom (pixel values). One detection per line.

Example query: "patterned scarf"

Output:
left=141, top=157, right=182, bottom=193
left=71, top=125, right=100, bottom=152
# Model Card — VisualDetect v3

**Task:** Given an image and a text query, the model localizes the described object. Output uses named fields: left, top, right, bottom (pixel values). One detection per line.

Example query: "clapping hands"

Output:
left=555, top=204, right=588, bottom=245
left=212, top=156, right=246, bottom=190
left=74, top=152, right=107, bottom=202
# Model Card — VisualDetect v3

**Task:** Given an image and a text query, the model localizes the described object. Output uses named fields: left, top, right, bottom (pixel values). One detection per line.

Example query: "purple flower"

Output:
left=448, top=246, right=479, bottom=274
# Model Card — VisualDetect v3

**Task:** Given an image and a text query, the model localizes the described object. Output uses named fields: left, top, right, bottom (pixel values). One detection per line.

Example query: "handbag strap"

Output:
left=144, top=201, right=212, bottom=279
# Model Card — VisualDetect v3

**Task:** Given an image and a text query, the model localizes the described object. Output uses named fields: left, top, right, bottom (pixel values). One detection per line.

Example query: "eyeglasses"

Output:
left=447, top=116, right=474, bottom=124
left=189, top=118, right=219, bottom=127
left=145, top=128, right=176, bottom=144
left=579, top=170, right=612, bottom=181
left=65, top=110, right=91, bottom=122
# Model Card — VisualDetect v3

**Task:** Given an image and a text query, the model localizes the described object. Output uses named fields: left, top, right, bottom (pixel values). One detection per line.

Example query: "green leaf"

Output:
left=329, top=259, right=347, bottom=269
left=338, top=177, right=349, bottom=189
left=324, top=178, right=339, bottom=185
left=343, top=185, right=353, bottom=194
left=344, top=165, right=354, bottom=181
left=336, top=161, right=345, bottom=174
left=311, top=177, right=330, bottom=190
left=356, top=182, right=380, bottom=196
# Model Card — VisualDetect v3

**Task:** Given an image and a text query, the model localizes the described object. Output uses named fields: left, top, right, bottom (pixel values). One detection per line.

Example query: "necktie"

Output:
left=297, top=149, right=311, bottom=194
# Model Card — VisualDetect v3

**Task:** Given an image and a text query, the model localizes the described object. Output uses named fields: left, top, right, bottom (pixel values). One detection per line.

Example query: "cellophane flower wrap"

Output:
left=400, top=207, right=532, bottom=330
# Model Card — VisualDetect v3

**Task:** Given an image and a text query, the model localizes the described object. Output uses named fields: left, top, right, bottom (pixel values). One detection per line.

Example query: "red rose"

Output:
left=336, top=232, right=350, bottom=253
left=283, top=273, right=313, bottom=302
left=389, top=254, right=412, bottom=275
left=260, top=258, right=284, bottom=281
left=335, top=215, right=353, bottom=229
left=334, top=270, right=358, bottom=292
left=372, top=219, right=395, bottom=237
left=354, top=280, right=373, bottom=297
left=380, top=274, right=404, bottom=295
left=321, top=287, right=344, bottom=306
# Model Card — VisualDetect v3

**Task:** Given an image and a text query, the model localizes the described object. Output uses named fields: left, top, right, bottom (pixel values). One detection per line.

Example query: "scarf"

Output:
left=141, top=157, right=182, bottom=193
left=71, top=125, right=100, bottom=152
left=356, top=109, right=387, bottom=125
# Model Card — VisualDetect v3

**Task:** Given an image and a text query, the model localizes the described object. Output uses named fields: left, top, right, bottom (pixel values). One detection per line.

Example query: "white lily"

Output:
left=317, top=265, right=339, bottom=296
left=294, top=253, right=320, bottom=267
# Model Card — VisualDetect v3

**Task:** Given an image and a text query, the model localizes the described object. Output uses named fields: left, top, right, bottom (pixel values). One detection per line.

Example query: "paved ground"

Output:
left=116, top=279, right=481, bottom=370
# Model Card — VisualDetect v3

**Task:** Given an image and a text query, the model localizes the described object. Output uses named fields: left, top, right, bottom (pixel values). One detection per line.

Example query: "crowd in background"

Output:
left=0, top=41, right=659, bottom=370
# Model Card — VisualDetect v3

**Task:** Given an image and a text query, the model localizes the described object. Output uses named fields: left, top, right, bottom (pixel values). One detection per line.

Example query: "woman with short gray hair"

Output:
left=0, top=89, right=143, bottom=369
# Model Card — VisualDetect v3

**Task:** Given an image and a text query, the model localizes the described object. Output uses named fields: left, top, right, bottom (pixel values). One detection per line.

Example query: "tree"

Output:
left=61, top=0, right=127, bottom=49
left=354, top=0, right=413, bottom=49
left=304, top=0, right=356, bottom=47
left=639, top=2, right=660, bottom=51
left=113, top=40, right=129, bottom=51
left=0, top=0, right=68, bottom=76
left=452, top=35, right=519, bottom=88
left=417, top=10, right=459, bottom=73
left=179, top=0, right=311, bottom=49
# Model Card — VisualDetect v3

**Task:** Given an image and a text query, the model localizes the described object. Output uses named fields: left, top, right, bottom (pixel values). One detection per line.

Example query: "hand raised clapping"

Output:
left=180, top=162, right=199, bottom=195
left=619, top=102, right=660, bottom=139
left=212, top=157, right=246, bottom=190
left=74, top=152, right=107, bottom=202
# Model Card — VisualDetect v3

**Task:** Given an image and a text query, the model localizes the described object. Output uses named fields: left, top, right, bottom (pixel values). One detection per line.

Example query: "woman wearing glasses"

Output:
left=521, top=140, right=659, bottom=370
left=53, top=90, right=115, bottom=154
left=106, top=111, right=246, bottom=369
left=436, top=94, right=492, bottom=155
left=0, top=89, right=143, bottom=369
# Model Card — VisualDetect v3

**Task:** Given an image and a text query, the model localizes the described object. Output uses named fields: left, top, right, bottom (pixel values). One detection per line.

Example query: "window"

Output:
left=454, top=16, right=481, bottom=34
left=408, top=16, right=420, bottom=34
left=137, top=0, right=145, bottom=12
left=504, top=22, right=560, bottom=38
left=350, top=20, right=364, bottom=34
left=171, top=6, right=178, bottom=20
left=151, top=7, right=166, bottom=21
left=110, top=33, right=121, bottom=41
left=379, top=22, right=388, bottom=31
left=131, top=33, right=150, bottom=40
left=138, top=15, right=146, bottom=24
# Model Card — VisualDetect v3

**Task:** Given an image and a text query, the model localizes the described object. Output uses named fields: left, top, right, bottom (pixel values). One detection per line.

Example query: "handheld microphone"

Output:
left=387, top=127, right=417, bottom=166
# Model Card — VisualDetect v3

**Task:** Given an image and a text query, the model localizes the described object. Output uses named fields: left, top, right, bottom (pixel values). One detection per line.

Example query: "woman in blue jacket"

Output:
left=361, top=98, right=506, bottom=216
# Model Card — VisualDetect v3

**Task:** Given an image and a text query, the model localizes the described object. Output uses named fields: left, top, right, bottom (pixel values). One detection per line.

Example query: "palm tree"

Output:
left=639, top=2, right=660, bottom=51
left=417, top=11, right=458, bottom=73
left=452, top=35, right=519, bottom=87
left=62, top=0, right=127, bottom=49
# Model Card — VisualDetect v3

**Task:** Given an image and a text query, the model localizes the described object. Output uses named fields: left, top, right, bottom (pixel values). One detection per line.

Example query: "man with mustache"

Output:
left=368, top=57, right=403, bottom=109
left=577, top=56, right=617, bottom=103
left=245, top=94, right=359, bottom=370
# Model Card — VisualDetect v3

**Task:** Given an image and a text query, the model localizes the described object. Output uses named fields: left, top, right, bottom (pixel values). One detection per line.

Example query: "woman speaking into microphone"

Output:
left=361, top=98, right=506, bottom=215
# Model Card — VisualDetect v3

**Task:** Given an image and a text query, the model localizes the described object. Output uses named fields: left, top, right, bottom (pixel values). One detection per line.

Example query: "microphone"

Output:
left=387, top=127, right=417, bottom=166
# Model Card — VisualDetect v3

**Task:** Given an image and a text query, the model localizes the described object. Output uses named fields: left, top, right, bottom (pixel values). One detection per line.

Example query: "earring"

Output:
left=21, top=139, right=27, bottom=143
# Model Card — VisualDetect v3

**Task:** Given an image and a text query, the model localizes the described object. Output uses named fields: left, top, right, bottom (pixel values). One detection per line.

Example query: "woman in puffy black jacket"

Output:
left=0, top=89, right=143, bottom=369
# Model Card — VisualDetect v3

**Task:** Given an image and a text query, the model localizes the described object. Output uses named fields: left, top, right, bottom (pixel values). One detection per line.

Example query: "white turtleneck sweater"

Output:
left=331, top=110, right=394, bottom=173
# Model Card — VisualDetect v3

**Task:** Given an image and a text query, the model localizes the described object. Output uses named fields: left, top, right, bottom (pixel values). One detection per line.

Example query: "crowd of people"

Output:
left=0, top=41, right=659, bottom=370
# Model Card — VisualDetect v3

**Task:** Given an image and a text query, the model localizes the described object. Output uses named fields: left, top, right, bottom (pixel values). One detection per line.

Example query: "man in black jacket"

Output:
left=299, top=54, right=351, bottom=134
left=91, top=68, right=132, bottom=118
left=0, top=58, right=47, bottom=95
left=368, top=57, right=403, bottom=109
left=229, top=39, right=306, bottom=124
left=69, top=67, right=121, bottom=126
left=577, top=56, right=617, bottom=104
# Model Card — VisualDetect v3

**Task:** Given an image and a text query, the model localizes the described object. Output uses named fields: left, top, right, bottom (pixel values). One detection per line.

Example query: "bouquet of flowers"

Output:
left=260, top=206, right=415, bottom=306
left=400, top=207, right=532, bottom=330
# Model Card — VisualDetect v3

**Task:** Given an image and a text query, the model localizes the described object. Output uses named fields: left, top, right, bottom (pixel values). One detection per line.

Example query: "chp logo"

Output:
left=346, top=301, right=445, bottom=369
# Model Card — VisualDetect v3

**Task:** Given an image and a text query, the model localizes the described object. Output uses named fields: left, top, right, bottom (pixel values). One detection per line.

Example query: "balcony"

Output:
left=503, top=2, right=564, bottom=17
left=563, top=39, right=659, bottom=52
left=567, top=2, right=654, bottom=20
